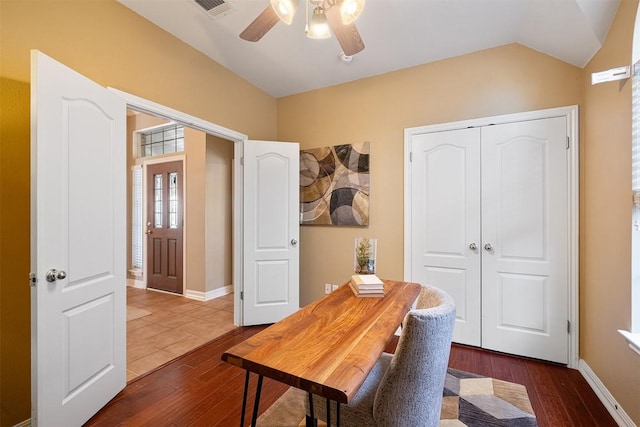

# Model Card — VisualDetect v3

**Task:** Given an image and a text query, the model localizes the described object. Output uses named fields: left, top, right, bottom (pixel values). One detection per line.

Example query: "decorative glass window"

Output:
left=131, top=166, right=143, bottom=270
left=154, top=174, right=163, bottom=228
left=139, top=125, right=184, bottom=158
left=169, top=172, right=178, bottom=229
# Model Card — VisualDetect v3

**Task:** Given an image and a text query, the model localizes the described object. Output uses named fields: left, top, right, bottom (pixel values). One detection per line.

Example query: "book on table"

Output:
left=350, top=274, right=384, bottom=297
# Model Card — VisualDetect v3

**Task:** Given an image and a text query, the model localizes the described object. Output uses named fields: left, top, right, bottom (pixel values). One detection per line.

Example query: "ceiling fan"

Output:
left=240, top=0, right=366, bottom=56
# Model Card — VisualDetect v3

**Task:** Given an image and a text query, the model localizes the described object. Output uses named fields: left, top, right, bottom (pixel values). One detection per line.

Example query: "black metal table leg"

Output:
left=250, top=375, right=263, bottom=427
left=306, top=392, right=317, bottom=427
left=336, top=401, right=341, bottom=427
left=326, top=397, right=331, bottom=427
left=240, top=371, right=250, bottom=427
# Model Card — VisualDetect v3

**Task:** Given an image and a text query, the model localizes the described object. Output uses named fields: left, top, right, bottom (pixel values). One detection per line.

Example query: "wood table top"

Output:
left=222, top=279, right=421, bottom=404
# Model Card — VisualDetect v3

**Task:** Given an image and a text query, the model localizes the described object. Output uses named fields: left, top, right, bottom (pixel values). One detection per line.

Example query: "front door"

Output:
left=146, top=160, right=184, bottom=294
left=243, top=140, right=300, bottom=325
left=30, top=51, right=126, bottom=426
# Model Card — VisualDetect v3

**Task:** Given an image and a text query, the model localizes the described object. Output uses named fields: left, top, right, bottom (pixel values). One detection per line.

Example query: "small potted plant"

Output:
left=354, top=237, right=376, bottom=274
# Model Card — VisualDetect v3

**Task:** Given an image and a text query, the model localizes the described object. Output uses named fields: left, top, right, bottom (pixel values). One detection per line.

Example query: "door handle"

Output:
left=145, top=229, right=152, bottom=235
left=484, top=243, right=493, bottom=251
left=46, top=269, right=67, bottom=283
left=291, top=239, right=298, bottom=247
left=469, top=243, right=478, bottom=251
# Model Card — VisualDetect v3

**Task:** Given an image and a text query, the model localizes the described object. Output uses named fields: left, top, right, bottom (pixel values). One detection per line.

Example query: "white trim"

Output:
left=109, top=87, right=247, bottom=326
left=579, top=359, right=637, bottom=427
left=619, top=329, right=640, bottom=356
left=185, top=285, right=233, bottom=301
left=126, top=278, right=144, bottom=289
left=108, top=88, right=248, bottom=142
left=404, top=105, right=580, bottom=368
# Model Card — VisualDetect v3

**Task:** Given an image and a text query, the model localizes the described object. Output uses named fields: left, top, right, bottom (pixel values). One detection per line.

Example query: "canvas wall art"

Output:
left=300, top=141, right=370, bottom=226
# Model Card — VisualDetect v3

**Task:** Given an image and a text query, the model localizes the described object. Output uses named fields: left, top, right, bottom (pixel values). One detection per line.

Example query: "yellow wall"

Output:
left=0, top=77, right=31, bottom=426
left=0, top=1, right=277, bottom=425
left=581, top=0, right=640, bottom=421
left=205, top=136, right=234, bottom=293
left=1, top=1, right=277, bottom=139
left=277, top=43, right=584, bottom=306
left=185, top=127, right=207, bottom=293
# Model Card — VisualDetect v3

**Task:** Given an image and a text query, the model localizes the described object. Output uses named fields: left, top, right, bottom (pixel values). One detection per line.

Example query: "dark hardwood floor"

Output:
left=86, top=326, right=617, bottom=427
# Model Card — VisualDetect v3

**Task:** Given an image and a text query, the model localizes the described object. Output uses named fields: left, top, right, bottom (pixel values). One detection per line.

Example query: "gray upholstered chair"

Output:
left=307, top=284, right=456, bottom=427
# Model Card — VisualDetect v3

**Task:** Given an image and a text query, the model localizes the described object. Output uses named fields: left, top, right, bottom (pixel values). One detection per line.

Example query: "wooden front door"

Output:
left=146, top=161, right=184, bottom=294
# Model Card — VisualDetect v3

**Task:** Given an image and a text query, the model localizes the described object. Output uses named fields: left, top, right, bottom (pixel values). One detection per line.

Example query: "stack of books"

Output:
left=349, top=274, right=384, bottom=297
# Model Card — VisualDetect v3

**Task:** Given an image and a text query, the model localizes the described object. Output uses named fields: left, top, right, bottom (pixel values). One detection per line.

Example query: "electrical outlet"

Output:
left=324, top=283, right=332, bottom=294
left=332, top=284, right=339, bottom=292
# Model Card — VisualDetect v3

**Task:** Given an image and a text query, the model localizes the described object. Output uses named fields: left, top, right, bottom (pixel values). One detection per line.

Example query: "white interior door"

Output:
left=481, top=117, right=568, bottom=364
left=243, top=140, right=300, bottom=325
left=31, top=51, right=126, bottom=426
left=410, top=128, right=482, bottom=346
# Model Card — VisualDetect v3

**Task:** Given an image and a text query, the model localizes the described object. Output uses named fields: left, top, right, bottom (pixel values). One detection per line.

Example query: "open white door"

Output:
left=30, top=51, right=126, bottom=426
left=243, top=140, right=299, bottom=325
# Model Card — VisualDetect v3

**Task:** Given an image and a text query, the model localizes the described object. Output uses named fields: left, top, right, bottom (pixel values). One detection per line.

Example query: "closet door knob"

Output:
left=484, top=243, right=493, bottom=251
left=469, top=243, right=478, bottom=251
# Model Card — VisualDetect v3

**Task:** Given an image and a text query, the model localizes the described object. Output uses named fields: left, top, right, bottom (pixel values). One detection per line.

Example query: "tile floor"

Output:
left=126, top=286, right=236, bottom=381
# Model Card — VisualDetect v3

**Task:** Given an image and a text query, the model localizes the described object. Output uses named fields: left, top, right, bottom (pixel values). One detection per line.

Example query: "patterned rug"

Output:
left=442, top=368, right=537, bottom=426
left=257, top=368, right=537, bottom=426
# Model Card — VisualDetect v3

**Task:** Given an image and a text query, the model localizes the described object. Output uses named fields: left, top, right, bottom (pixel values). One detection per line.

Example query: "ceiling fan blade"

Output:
left=326, top=6, right=365, bottom=56
left=240, top=5, right=281, bottom=42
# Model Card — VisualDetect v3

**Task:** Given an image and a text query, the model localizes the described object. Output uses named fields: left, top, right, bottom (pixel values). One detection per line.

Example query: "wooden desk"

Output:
left=222, top=279, right=421, bottom=426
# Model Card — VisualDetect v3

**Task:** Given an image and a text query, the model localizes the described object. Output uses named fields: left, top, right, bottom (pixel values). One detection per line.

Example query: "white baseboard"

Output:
left=13, top=419, right=31, bottom=427
left=185, top=285, right=233, bottom=301
left=578, top=359, right=636, bottom=426
left=126, top=278, right=144, bottom=289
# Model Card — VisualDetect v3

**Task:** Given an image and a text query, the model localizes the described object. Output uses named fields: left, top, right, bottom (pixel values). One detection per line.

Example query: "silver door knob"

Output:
left=291, top=239, right=298, bottom=246
left=469, top=243, right=478, bottom=251
left=484, top=243, right=493, bottom=251
left=46, top=269, right=67, bottom=283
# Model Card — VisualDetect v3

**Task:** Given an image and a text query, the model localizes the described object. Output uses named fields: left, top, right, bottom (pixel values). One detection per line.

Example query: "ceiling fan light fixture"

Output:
left=270, top=0, right=298, bottom=25
left=307, top=7, right=331, bottom=39
left=340, top=0, right=365, bottom=25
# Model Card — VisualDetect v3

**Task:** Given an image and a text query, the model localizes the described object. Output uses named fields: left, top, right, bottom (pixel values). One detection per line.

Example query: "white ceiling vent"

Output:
left=193, top=0, right=236, bottom=18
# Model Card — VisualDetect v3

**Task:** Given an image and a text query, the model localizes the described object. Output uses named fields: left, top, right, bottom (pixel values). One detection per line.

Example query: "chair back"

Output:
left=372, top=284, right=456, bottom=427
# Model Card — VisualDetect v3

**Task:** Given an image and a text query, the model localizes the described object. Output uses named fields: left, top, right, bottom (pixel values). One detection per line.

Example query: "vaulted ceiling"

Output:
left=118, top=0, right=621, bottom=98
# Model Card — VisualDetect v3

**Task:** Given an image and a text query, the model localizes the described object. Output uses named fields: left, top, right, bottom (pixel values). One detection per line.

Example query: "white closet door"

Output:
left=411, top=128, right=482, bottom=346
left=481, top=117, right=568, bottom=364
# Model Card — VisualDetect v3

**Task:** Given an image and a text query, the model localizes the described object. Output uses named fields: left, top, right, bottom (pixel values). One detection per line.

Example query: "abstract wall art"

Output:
left=300, top=141, right=370, bottom=226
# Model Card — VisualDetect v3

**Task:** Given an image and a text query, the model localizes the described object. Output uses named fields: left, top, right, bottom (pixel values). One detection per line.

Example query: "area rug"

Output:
left=126, top=305, right=152, bottom=321
left=256, top=368, right=537, bottom=426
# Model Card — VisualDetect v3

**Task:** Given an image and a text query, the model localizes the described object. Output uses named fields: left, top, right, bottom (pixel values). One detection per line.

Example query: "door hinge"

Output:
left=566, top=136, right=570, bottom=149
left=240, top=156, right=244, bottom=166
left=567, top=320, right=571, bottom=333
left=29, top=273, right=38, bottom=287
left=240, top=291, right=244, bottom=300
left=409, top=152, right=413, bottom=162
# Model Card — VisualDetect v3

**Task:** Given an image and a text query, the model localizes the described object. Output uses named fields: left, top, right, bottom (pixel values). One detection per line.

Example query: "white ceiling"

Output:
left=117, top=0, right=621, bottom=98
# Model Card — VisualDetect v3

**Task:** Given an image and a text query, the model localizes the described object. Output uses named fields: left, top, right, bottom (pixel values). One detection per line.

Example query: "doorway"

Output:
left=125, top=111, right=237, bottom=379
